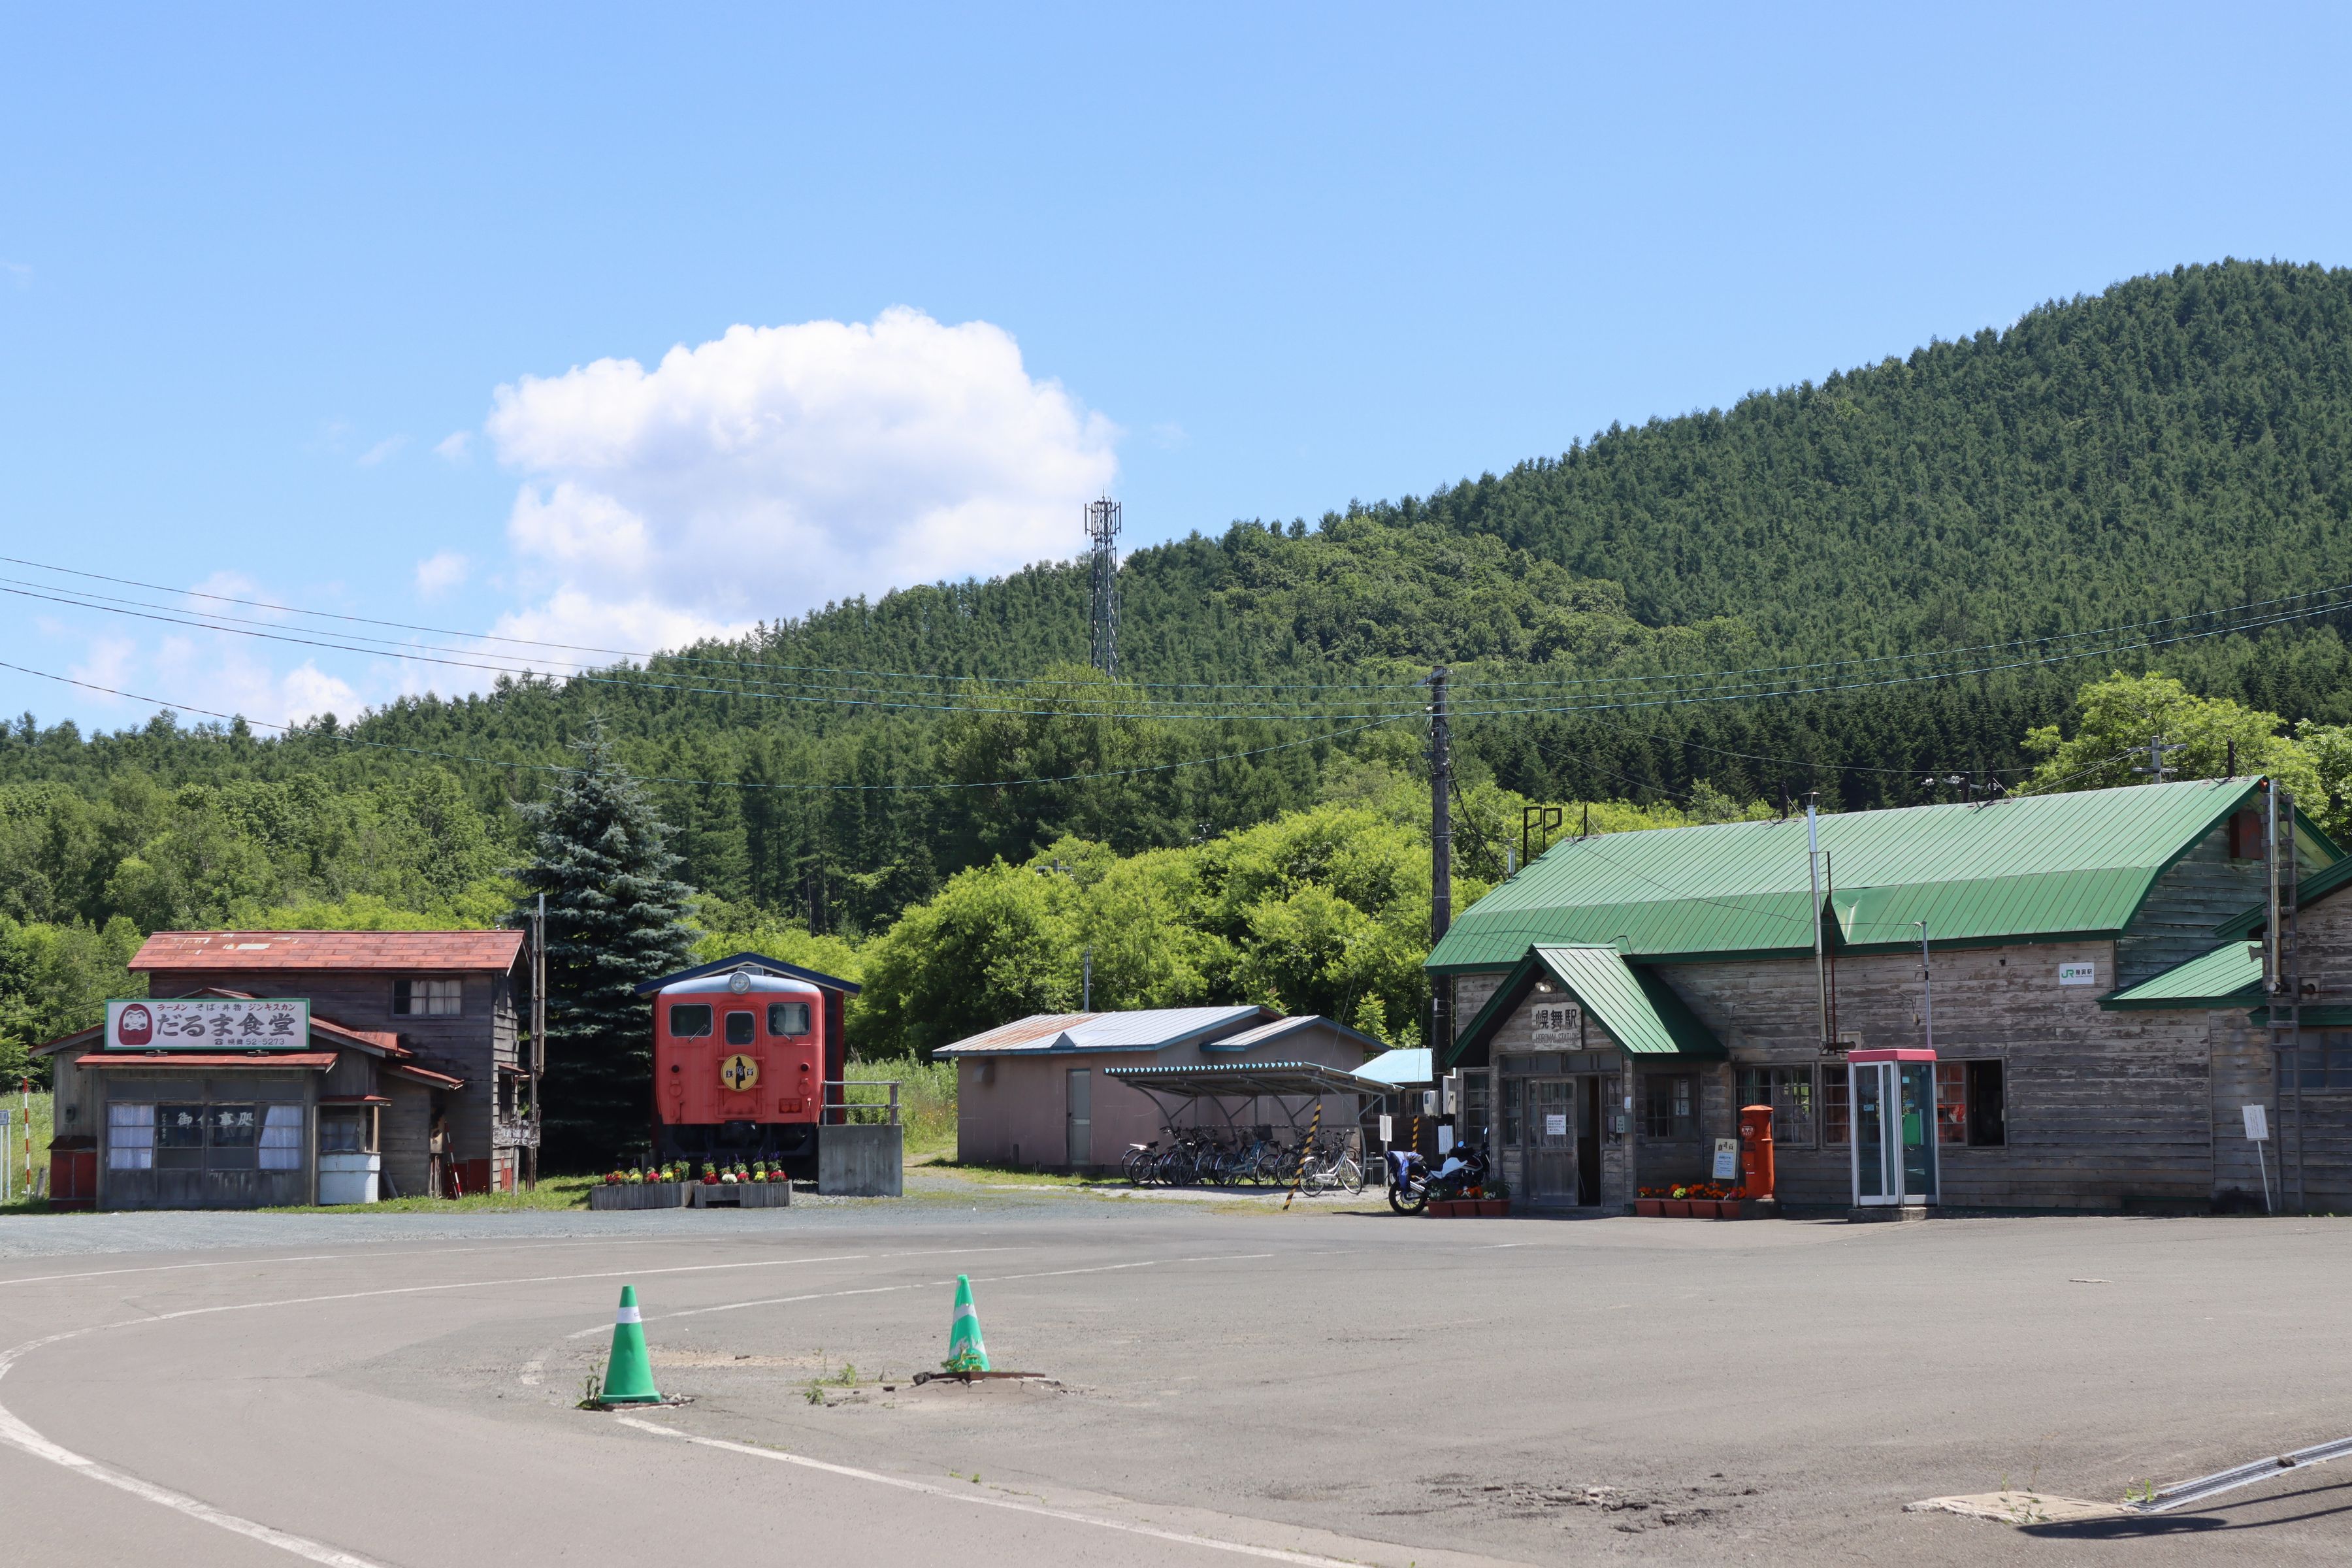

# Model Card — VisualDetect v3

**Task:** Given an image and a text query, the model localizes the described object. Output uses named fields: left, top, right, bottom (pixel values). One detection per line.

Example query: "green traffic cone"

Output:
left=599, top=1285, right=664, bottom=1405
left=943, top=1274, right=990, bottom=1373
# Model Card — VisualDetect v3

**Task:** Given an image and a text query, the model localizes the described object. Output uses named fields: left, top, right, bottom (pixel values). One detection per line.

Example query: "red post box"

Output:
left=1737, top=1104, right=1775, bottom=1202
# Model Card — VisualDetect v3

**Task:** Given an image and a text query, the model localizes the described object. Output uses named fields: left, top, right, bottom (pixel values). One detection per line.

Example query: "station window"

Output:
left=393, top=977, right=463, bottom=1017
left=768, top=1002, right=811, bottom=1036
left=1638, top=1073, right=1697, bottom=1139
left=2279, top=1033, right=2352, bottom=1090
left=1823, top=1071, right=1850, bottom=1145
left=1933, top=1060, right=2008, bottom=1147
left=1736, top=1066, right=1818, bottom=1149
left=668, top=1004, right=713, bottom=1037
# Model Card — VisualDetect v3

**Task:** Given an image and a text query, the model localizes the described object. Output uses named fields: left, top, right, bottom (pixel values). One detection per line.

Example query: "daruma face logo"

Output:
left=118, top=1004, right=154, bottom=1046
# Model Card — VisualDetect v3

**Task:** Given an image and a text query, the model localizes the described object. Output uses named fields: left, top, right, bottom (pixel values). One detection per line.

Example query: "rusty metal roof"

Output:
left=75, top=1052, right=340, bottom=1070
left=1431, top=779, right=2280, bottom=971
left=133, top=930, right=525, bottom=973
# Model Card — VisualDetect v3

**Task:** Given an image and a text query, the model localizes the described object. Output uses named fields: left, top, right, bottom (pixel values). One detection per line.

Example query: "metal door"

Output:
left=1528, top=1078, right=1576, bottom=1203
left=1065, top=1069, right=1091, bottom=1169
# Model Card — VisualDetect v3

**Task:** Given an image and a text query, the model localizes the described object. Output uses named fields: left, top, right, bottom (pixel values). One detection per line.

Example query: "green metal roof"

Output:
left=1429, top=778, right=2274, bottom=972
left=2100, top=941, right=2262, bottom=1010
left=1448, top=943, right=1726, bottom=1067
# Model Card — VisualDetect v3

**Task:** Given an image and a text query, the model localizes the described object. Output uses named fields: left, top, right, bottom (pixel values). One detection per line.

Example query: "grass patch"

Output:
left=260, top=1173, right=598, bottom=1215
left=843, top=1053, right=956, bottom=1158
left=924, top=1161, right=1125, bottom=1189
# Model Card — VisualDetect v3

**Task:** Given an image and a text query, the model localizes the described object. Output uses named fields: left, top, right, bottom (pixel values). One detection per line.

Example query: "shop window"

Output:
left=1736, top=1066, right=1818, bottom=1149
left=725, top=1011, right=757, bottom=1046
left=1933, top=1060, right=2008, bottom=1147
left=768, top=1002, right=811, bottom=1036
left=393, top=978, right=463, bottom=1017
left=156, top=1103, right=206, bottom=1149
left=2279, top=1035, right=2352, bottom=1091
left=1461, top=1071, right=1492, bottom=1153
left=320, top=1110, right=370, bottom=1154
left=1823, top=1072, right=1850, bottom=1145
left=107, top=1102, right=155, bottom=1171
left=210, top=1105, right=258, bottom=1147
left=668, top=1004, right=713, bottom=1037
left=1639, top=1073, right=1697, bottom=1139
left=259, top=1105, right=304, bottom=1169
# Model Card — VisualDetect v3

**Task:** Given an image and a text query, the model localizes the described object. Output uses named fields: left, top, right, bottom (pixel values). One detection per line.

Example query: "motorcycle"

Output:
left=1386, top=1138, right=1488, bottom=1214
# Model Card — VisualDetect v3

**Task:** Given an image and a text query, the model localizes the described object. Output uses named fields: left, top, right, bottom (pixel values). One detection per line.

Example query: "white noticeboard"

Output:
left=1437, top=1125, right=1455, bottom=1155
left=2244, top=1103, right=2270, bottom=1141
left=1378, top=1114, right=1394, bottom=1145
left=1713, top=1137, right=1740, bottom=1180
left=1544, top=1113, right=1568, bottom=1137
left=2059, top=962, right=2097, bottom=987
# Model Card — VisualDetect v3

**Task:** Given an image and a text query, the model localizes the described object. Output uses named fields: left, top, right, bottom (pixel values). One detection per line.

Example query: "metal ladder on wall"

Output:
left=2268, top=784, right=2305, bottom=1213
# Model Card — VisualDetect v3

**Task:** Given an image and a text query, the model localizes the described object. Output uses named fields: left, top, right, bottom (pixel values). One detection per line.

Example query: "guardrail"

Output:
left=823, top=1081, right=901, bottom=1126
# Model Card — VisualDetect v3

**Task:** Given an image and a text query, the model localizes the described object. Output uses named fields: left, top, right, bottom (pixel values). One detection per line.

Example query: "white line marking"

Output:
left=616, top=1416, right=1371, bottom=1565
left=0, top=1245, right=1024, bottom=1556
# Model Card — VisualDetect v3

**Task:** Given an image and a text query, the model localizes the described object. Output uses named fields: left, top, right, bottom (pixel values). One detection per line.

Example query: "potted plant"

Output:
left=1635, top=1186, right=1665, bottom=1218
left=1481, top=1179, right=1512, bottom=1218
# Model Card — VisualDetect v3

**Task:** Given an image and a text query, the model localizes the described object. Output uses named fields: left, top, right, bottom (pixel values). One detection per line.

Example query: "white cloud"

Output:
left=481, top=307, right=1118, bottom=653
left=2, top=261, right=30, bottom=291
left=434, top=430, right=472, bottom=462
left=414, top=551, right=470, bottom=597
left=68, top=636, right=140, bottom=700
left=357, top=434, right=408, bottom=467
left=146, top=632, right=361, bottom=728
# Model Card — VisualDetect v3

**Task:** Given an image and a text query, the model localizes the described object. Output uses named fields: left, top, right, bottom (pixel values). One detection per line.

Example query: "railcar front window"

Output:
left=768, top=1002, right=811, bottom=1036
left=669, top=1004, right=713, bottom=1037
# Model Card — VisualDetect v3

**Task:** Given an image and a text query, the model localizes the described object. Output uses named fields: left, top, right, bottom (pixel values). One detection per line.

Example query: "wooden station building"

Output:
left=1428, top=777, right=2352, bottom=1214
left=39, top=930, right=530, bottom=1209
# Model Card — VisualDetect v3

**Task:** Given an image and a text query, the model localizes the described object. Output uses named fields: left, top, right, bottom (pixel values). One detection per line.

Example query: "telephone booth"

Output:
left=1848, top=1049, right=1938, bottom=1208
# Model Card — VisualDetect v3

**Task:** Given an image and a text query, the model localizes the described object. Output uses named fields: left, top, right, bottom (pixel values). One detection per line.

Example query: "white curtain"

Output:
left=259, top=1104, right=304, bottom=1171
left=106, top=1102, right=154, bottom=1170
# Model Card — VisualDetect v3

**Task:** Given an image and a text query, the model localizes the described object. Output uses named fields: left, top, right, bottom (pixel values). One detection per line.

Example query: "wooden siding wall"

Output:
left=1663, top=941, right=2214, bottom=1209
left=2241, top=889, right=2352, bottom=1209
left=2115, top=825, right=2267, bottom=988
left=159, top=968, right=515, bottom=1166
left=383, top=1080, right=434, bottom=1198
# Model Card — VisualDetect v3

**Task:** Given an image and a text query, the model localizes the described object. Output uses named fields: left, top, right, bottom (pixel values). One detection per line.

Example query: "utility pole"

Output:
left=2135, top=734, right=2184, bottom=785
left=530, top=892, right=546, bottom=1191
left=1082, top=947, right=1093, bottom=1012
left=1428, top=666, right=1452, bottom=1060
left=1085, top=496, right=1122, bottom=678
left=1915, top=921, right=1934, bottom=1053
left=1808, top=793, right=1829, bottom=1052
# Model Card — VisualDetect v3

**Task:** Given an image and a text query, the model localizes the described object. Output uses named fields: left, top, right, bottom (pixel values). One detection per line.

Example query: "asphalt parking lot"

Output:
left=3, top=1184, right=2348, bottom=1566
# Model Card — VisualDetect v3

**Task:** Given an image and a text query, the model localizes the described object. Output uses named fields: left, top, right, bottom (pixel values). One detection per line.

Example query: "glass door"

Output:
left=1527, top=1079, right=1576, bottom=1203
left=1850, top=1058, right=1938, bottom=1205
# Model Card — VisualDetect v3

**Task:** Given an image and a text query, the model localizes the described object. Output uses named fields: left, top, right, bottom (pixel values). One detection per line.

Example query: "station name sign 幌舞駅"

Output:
left=106, top=998, right=310, bottom=1051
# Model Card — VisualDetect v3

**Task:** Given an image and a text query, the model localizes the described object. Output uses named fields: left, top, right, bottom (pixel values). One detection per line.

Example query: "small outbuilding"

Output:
left=938, top=1007, right=1382, bottom=1173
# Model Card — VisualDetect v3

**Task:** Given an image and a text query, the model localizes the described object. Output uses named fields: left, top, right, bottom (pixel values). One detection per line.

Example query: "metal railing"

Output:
left=823, top=1081, right=901, bottom=1126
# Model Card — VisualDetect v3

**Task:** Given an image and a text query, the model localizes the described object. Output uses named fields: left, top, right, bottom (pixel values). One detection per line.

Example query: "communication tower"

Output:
left=1086, top=495, right=1122, bottom=677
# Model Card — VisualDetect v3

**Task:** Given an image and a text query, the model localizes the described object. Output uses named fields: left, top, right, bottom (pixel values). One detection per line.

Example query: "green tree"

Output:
left=510, top=725, right=697, bottom=1169
left=2021, top=672, right=2321, bottom=798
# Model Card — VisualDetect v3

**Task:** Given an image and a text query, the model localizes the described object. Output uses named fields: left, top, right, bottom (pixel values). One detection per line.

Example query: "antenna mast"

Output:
left=1085, top=496, right=1122, bottom=678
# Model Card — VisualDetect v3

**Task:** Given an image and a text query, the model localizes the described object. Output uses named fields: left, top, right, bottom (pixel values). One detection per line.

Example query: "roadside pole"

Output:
left=531, top=892, right=546, bottom=1192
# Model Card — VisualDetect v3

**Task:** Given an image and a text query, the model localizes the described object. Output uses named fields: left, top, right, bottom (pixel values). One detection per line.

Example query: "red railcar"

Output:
left=648, top=960, right=852, bottom=1172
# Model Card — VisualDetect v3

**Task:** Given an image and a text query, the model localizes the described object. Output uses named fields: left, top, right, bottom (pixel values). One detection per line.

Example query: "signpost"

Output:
left=1, top=1108, right=11, bottom=1204
left=1712, top=1137, right=1740, bottom=1181
left=2244, top=1103, right=2272, bottom=1215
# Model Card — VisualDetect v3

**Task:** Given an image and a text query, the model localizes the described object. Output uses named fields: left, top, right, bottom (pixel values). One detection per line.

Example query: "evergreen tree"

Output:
left=511, top=723, right=696, bottom=1169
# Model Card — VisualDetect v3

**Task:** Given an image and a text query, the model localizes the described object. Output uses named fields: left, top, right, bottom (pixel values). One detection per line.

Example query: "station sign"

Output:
left=106, top=998, right=310, bottom=1051
left=1528, top=1002, right=1581, bottom=1045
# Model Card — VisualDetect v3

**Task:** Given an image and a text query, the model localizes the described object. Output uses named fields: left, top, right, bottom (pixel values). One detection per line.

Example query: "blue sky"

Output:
left=5, top=3, right=2351, bottom=730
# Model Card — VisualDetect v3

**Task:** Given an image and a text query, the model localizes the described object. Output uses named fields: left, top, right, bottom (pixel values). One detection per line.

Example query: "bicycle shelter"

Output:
left=1103, top=1059, right=1387, bottom=1144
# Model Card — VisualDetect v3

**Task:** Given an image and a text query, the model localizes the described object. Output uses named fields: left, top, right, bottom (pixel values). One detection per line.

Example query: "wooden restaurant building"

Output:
left=1426, top=777, right=2352, bottom=1215
left=38, top=930, right=530, bottom=1209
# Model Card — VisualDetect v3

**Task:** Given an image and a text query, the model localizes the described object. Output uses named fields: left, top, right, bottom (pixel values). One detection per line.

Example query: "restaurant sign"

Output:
left=106, top=998, right=310, bottom=1051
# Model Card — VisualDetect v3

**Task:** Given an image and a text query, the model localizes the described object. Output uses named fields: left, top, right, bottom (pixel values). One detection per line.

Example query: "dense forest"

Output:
left=9, top=259, right=2352, bottom=1076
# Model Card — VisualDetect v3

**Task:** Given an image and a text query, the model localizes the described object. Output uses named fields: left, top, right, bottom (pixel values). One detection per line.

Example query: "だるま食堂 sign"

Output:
left=106, top=998, right=310, bottom=1051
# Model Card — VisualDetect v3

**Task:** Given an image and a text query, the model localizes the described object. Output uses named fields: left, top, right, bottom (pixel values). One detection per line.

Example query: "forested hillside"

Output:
left=9, top=258, right=2352, bottom=1071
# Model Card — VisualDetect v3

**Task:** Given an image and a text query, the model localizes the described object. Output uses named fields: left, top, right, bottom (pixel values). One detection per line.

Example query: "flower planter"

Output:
left=1716, top=1199, right=1750, bottom=1220
left=1690, top=1199, right=1721, bottom=1219
left=1426, top=1198, right=1509, bottom=1218
left=590, top=1181, right=688, bottom=1211
left=1661, top=1199, right=1691, bottom=1217
left=1477, top=1198, right=1511, bottom=1217
left=1635, top=1198, right=1663, bottom=1217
